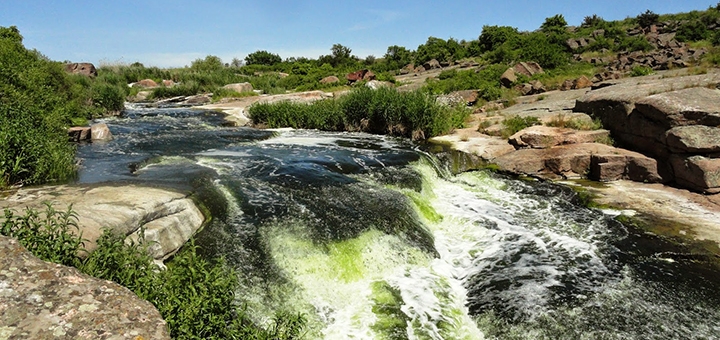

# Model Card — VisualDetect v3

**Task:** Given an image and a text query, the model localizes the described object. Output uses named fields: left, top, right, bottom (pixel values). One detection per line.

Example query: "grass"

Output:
left=0, top=205, right=307, bottom=339
left=249, top=86, right=470, bottom=140
left=545, top=113, right=604, bottom=130
left=500, top=115, right=541, bottom=138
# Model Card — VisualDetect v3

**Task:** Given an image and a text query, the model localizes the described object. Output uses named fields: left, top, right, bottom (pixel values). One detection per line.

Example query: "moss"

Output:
left=370, top=281, right=409, bottom=339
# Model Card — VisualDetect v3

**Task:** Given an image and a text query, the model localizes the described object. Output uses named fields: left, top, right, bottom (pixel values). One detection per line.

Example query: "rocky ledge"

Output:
left=0, top=184, right=205, bottom=262
left=0, top=235, right=170, bottom=339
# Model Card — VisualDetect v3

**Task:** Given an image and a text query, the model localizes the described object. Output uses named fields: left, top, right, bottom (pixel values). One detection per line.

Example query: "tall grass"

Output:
left=1, top=205, right=307, bottom=339
left=249, top=87, right=470, bottom=139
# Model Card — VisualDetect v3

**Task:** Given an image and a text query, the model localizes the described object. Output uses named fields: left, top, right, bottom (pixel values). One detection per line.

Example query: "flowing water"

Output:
left=77, top=104, right=720, bottom=339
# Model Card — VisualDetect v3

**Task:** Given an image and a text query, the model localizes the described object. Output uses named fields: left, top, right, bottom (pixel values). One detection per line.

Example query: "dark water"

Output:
left=77, top=104, right=720, bottom=339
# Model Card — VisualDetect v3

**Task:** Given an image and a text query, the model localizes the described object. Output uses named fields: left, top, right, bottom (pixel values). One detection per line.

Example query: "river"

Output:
left=76, top=104, right=720, bottom=339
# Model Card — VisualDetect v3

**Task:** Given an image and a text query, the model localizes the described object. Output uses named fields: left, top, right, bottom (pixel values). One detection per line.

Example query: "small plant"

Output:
left=501, top=115, right=541, bottom=138
left=630, top=66, right=654, bottom=77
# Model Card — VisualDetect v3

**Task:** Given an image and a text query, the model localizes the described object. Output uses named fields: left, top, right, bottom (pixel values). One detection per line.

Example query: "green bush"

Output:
left=1, top=205, right=307, bottom=339
left=0, top=26, right=77, bottom=187
left=501, top=115, right=541, bottom=138
left=636, top=10, right=659, bottom=28
left=249, top=87, right=469, bottom=139
left=676, top=20, right=710, bottom=42
left=630, top=66, right=653, bottom=77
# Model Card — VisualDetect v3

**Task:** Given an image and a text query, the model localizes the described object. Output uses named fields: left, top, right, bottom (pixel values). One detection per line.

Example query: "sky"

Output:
left=1, top=0, right=717, bottom=68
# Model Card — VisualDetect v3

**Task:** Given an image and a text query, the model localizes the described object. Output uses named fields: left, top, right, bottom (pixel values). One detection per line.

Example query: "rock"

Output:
left=423, top=59, right=441, bottom=70
left=320, top=75, right=340, bottom=84
left=363, top=70, right=376, bottom=81
left=183, top=94, right=212, bottom=105
left=63, top=63, right=97, bottom=77
left=664, top=125, right=720, bottom=154
left=67, top=127, right=90, bottom=142
left=634, top=87, right=720, bottom=129
left=566, top=38, right=580, bottom=50
left=530, top=80, right=546, bottom=94
left=494, top=143, right=662, bottom=181
left=573, top=75, right=593, bottom=89
left=132, top=90, right=152, bottom=102
left=90, top=123, right=112, bottom=140
left=135, top=79, right=158, bottom=88
left=347, top=69, right=374, bottom=83
left=365, top=80, right=393, bottom=90
left=513, top=62, right=544, bottom=77
left=671, top=155, right=720, bottom=194
left=517, top=81, right=545, bottom=96
left=449, top=90, right=479, bottom=105
left=508, top=125, right=611, bottom=149
left=560, top=79, right=574, bottom=91
left=0, top=185, right=204, bottom=261
left=500, top=68, right=517, bottom=88
left=429, top=132, right=516, bottom=162
left=0, top=235, right=170, bottom=339
left=162, top=79, right=175, bottom=87
left=222, top=82, right=253, bottom=94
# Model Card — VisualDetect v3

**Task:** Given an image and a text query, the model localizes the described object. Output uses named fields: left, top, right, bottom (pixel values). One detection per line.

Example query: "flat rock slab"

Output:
left=635, top=87, right=720, bottom=129
left=429, top=129, right=515, bottom=162
left=0, top=235, right=170, bottom=339
left=0, top=185, right=204, bottom=261
left=509, top=125, right=610, bottom=149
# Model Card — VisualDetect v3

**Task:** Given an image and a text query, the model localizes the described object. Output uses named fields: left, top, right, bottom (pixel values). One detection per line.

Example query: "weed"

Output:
left=630, top=66, right=654, bottom=77
left=501, top=115, right=541, bottom=138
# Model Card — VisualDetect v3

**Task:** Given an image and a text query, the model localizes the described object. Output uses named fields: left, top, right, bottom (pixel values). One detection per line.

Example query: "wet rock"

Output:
left=90, top=123, right=112, bottom=140
left=0, top=235, right=170, bottom=339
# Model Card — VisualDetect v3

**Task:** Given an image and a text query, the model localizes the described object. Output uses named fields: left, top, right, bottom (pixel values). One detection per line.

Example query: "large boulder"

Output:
left=508, top=125, right=611, bottom=149
left=500, top=68, right=517, bottom=88
left=634, top=87, right=720, bottom=129
left=0, top=185, right=204, bottom=261
left=63, top=63, right=97, bottom=77
left=90, top=123, right=112, bottom=140
left=347, top=69, right=375, bottom=83
left=320, top=75, right=340, bottom=84
left=670, top=155, right=720, bottom=194
left=664, top=125, right=720, bottom=154
left=68, top=124, right=112, bottom=142
left=222, top=82, right=253, bottom=94
left=135, top=79, right=158, bottom=88
left=423, top=59, right=441, bottom=70
left=0, top=235, right=170, bottom=339
left=493, top=143, right=663, bottom=182
left=513, top=62, right=544, bottom=77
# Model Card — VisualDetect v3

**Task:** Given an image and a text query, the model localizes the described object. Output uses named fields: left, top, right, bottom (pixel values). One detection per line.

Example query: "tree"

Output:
left=244, top=50, right=282, bottom=66
left=230, top=57, right=243, bottom=68
left=582, top=14, right=605, bottom=27
left=636, top=10, right=659, bottom=28
left=541, top=14, right=568, bottom=31
left=331, top=43, right=352, bottom=60
left=478, top=26, right=520, bottom=53
left=190, top=55, right=224, bottom=72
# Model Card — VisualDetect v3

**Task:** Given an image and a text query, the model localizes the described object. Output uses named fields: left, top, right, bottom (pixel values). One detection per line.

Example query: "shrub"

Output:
left=245, top=50, right=282, bottom=66
left=1, top=205, right=307, bottom=339
left=617, top=36, right=654, bottom=52
left=541, top=14, right=568, bottom=31
left=676, top=20, right=710, bottom=42
left=582, top=14, right=606, bottom=27
left=630, top=66, right=653, bottom=77
left=637, top=10, right=659, bottom=28
left=0, top=26, right=77, bottom=187
left=501, top=115, right=541, bottom=138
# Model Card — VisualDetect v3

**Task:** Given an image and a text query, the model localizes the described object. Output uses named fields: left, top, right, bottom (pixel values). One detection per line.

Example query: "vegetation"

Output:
left=249, top=86, right=470, bottom=139
left=1, top=205, right=306, bottom=339
left=499, top=115, right=541, bottom=138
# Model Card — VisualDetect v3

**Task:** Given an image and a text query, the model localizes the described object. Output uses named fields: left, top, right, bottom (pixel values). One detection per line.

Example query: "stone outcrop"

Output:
left=346, top=69, right=376, bottom=83
left=516, top=80, right=546, bottom=96
left=423, top=59, right=441, bottom=70
left=222, top=82, right=253, bottom=94
left=0, top=235, right=170, bottom=339
left=493, top=143, right=663, bottom=182
left=68, top=123, right=113, bottom=142
left=63, top=63, right=97, bottom=78
left=574, top=73, right=720, bottom=193
left=0, top=185, right=205, bottom=261
left=501, top=62, right=544, bottom=88
left=508, top=125, right=610, bottom=149
left=135, top=79, right=158, bottom=88
left=320, top=75, right=340, bottom=84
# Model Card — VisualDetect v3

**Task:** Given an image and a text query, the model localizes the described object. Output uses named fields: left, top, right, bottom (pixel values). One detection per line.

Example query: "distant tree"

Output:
left=541, top=14, right=568, bottom=31
left=190, top=55, right=224, bottom=72
left=582, top=14, right=605, bottom=27
left=244, top=50, right=282, bottom=66
left=129, top=61, right=144, bottom=68
left=331, top=43, right=352, bottom=60
left=230, top=57, right=243, bottom=68
left=415, top=36, right=467, bottom=64
left=364, top=55, right=376, bottom=65
left=636, top=10, right=659, bottom=28
left=478, top=25, right=520, bottom=53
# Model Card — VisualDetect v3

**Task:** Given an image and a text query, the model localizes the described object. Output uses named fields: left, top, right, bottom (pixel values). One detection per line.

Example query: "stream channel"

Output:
left=76, top=104, right=720, bottom=339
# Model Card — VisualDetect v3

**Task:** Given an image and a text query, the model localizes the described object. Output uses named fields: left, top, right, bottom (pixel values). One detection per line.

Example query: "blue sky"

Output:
left=1, top=0, right=716, bottom=68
